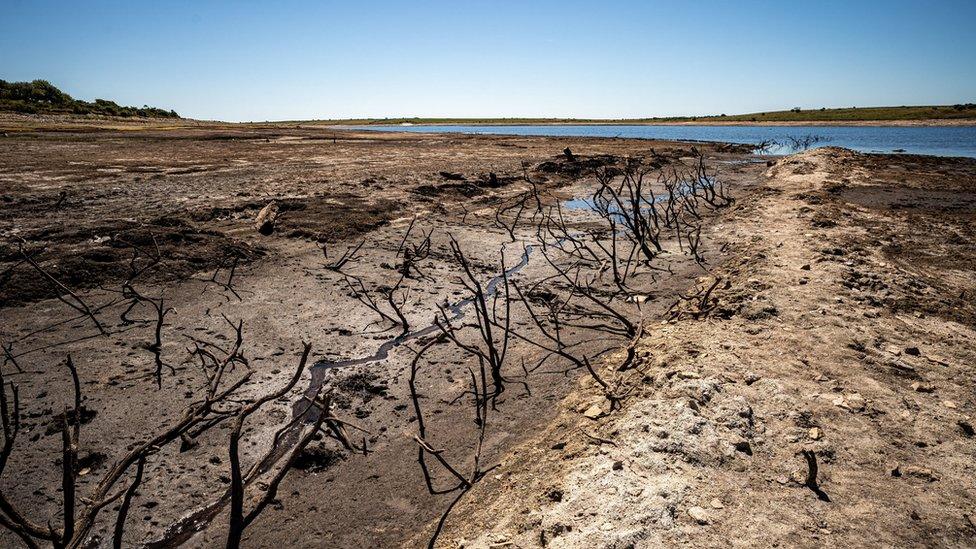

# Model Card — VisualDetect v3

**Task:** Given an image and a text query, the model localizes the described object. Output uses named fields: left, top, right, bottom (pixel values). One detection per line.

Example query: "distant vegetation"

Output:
left=0, top=79, right=179, bottom=118
left=323, top=104, right=976, bottom=126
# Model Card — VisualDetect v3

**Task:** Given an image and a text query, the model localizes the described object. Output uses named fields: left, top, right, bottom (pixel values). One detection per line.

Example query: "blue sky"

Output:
left=2, top=0, right=974, bottom=121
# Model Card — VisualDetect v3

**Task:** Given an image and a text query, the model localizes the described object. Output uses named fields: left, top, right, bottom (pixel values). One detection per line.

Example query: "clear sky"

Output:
left=2, top=0, right=974, bottom=122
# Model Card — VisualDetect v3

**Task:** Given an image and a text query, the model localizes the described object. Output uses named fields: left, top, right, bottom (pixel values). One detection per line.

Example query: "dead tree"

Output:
left=0, top=331, right=341, bottom=548
left=687, top=151, right=733, bottom=209
left=342, top=273, right=411, bottom=336
left=120, top=282, right=174, bottom=388
left=408, top=340, right=497, bottom=549
left=493, top=192, right=530, bottom=242
left=396, top=220, right=433, bottom=280
left=206, top=250, right=245, bottom=301
left=435, top=237, right=512, bottom=406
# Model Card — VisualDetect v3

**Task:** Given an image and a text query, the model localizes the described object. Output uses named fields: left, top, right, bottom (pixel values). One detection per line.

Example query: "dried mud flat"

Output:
left=0, top=118, right=974, bottom=549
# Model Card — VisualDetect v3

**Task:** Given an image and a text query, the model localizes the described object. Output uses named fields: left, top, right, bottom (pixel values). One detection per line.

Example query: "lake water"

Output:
left=350, top=124, right=976, bottom=158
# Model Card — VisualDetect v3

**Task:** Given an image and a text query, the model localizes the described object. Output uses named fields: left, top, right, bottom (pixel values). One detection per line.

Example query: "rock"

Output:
left=801, top=264, right=811, bottom=271
left=255, top=201, right=280, bottom=235
left=902, top=465, right=940, bottom=482
left=709, top=498, right=724, bottom=509
left=687, top=506, right=709, bottom=525
left=808, top=427, right=823, bottom=440
left=612, top=460, right=624, bottom=471
left=835, top=393, right=865, bottom=412
left=904, top=347, right=921, bottom=356
left=744, top=372, right=761, bottom=385
left=910, top=382, right=934, bottom=393
left=944, top=400, right=958, bottom=409
left=582, top=404, right=604, bottom=419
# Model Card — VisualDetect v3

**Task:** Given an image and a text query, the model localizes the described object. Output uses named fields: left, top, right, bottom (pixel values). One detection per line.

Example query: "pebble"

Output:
left=709, top=498, right=724, bottom=509
left=687, top=506, right=710, bottom=525
left=943, top=401, right=957, bottom=409
left=809, top=427, right=823, bottom=440
left=583, top=404, right=604, bottom=419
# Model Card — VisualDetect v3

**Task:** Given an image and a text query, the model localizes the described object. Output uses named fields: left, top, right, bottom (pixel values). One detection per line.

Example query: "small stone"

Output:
left=744, top=372, right=761, bottom=385
left=582, top=405, right=603, bottom=419
left=902, top=465, right=940, bottom=482
left=801, top=264, right=811, bottom=271
left=709, top=498, right=724, bottom=509
left=255, top=200, right=280, bottom=235
left=687, top=506, right=709, bottom=525
left=845, top=393, right=865, bottom=411
left=904, top=347, right=921, bottom=356
left=910, top=382, right=934, bottom=393
left=944, top=401, right=958, bottom=409
left=808, top=427, right=823, bottom=440
left=612, top=460, right=624, bottom=471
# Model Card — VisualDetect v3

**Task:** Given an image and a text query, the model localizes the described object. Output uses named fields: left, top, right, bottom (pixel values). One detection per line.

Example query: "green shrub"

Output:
left=0, top=79, right=180, bottom=118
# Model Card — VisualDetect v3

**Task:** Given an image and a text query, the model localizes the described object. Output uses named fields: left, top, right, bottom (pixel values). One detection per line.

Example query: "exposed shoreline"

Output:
left=3, top=111, right=976, bottom=131
left=1, top=123, right=974, bottom=549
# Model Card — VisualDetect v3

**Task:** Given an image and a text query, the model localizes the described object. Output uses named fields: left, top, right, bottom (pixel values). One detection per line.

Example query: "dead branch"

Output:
left=324, top=239, right=366, bottom=273
left=16, top=240, right=106, bottom=335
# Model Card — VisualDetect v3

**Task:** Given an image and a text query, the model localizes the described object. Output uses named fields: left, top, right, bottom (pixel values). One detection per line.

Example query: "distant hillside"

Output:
left=0, top=79, right=179, bottom=118
left=677, top=104, right=976, bottom=123
left=325, top=104, right=976, bottom=126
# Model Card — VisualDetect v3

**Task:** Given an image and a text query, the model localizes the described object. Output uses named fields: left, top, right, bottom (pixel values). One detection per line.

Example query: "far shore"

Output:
left=320, top=118, right=976, bottom=128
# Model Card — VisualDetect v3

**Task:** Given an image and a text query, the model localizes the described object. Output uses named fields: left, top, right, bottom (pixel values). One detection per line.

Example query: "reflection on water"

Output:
left=349, top=124, right=976, bottom=158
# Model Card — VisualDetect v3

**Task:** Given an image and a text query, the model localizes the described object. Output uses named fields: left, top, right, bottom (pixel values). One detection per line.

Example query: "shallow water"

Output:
left=350, top=124, right=976, bottom=158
